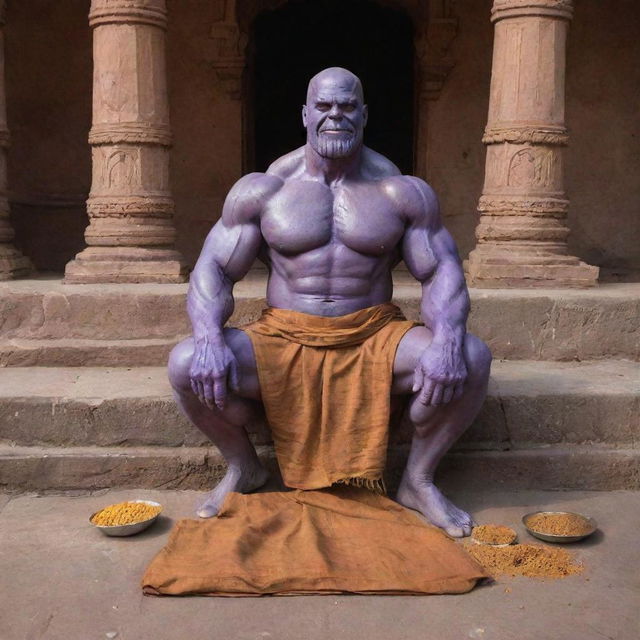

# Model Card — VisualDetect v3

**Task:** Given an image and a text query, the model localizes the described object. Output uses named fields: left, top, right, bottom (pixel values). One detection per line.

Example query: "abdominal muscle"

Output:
left=265, top=246, right=396, bottom=317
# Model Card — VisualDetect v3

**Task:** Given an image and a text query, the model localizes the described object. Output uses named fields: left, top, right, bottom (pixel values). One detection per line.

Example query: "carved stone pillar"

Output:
left=467, top=0, right=598, bottom=287
left=0, top=2, right=31, bottom=280
left=65, top=0, right=187, bottom=283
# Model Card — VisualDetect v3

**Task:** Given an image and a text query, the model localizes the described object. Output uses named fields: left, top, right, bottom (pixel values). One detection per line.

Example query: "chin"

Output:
left=316, top=134, right=358, bottom=159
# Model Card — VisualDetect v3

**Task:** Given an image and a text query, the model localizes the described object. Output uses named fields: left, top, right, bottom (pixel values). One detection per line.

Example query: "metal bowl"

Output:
left=522, top=511, right=597, bottom=543
left=90, top=500, right=162, bottom=537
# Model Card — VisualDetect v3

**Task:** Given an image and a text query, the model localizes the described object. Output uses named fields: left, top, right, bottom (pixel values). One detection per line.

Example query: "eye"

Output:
left=343, top=104, right=356, bottom=113
left=316, top=102, right=330, bottom=111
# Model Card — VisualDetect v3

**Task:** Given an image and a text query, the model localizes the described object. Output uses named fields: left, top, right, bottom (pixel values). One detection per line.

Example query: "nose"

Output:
left=328, top=104, right=342, bottom=120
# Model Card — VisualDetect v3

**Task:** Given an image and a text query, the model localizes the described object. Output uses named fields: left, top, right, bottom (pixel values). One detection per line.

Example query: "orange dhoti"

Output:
left=244, top=303, right=417, bottom=491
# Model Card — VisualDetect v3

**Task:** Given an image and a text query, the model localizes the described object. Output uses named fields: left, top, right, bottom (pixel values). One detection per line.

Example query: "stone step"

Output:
left=1, top=444, right=637, bottom=492
left=0, top=361, right=638, bottom=450
left=0, top=337, right=177, bottom=367
left=0, top=276, right=638, bottom=362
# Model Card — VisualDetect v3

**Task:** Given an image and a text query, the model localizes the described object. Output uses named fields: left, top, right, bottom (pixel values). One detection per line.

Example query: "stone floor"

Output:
left=1, top=488, right=638, bottom=640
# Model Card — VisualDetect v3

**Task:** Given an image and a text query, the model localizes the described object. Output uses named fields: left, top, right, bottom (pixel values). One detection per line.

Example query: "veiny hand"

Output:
left=189, top=336, right=240, bottom=410
left=412, top=339, right=467, bottom=406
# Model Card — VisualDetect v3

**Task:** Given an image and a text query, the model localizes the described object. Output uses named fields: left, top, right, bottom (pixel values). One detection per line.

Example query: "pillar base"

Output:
left=0, top=245, right=32, bottom=280
left=64, top=247, right=188, bottom=284
left=466, top=252, right=599, bottom=288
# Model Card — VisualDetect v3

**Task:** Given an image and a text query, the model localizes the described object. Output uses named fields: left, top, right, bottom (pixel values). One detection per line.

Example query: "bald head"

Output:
left=303, top=67, right=367, bottom=159
left=306, top=67, right=364, bottom=104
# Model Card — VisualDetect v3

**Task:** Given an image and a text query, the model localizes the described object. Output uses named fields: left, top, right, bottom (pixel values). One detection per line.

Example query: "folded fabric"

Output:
left=244, top=304, right=417, bottom=490
left=142, top=487, right=487, bottom=596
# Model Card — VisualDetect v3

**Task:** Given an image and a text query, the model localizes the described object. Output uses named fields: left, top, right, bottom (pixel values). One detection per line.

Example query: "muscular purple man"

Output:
left=168, top=67, right=491, bottom=537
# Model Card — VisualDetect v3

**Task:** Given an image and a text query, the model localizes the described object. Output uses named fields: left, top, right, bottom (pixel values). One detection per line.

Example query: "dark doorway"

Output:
left=250, top=0, right=414, bottom=173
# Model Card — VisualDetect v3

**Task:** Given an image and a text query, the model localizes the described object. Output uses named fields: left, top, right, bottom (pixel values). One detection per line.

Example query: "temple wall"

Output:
left=565, top=0, right=640, bottom=275
left=424, top=0, right=493, bottom=261
left=5, top=0, right=639, bottom=274
left=6, top=0, right=91, bottom=272
left=167, top=0, right=244, bottom=267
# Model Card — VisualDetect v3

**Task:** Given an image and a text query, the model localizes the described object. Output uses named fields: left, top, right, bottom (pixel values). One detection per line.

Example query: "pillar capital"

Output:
left=89, top=0, right=168, bottom=30
left=491, top=0, right=573, bottom=23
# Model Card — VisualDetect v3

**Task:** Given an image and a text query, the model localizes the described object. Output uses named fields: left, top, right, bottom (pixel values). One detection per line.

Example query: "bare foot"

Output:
left=196, top=463, right=269, bottom=518
left=396, top=477, right=474, bottom=538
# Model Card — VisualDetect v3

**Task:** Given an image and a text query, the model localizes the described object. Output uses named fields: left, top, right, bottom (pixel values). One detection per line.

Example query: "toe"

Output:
left=444, top=525, right=465, bottom=538
left=196, top=504, right=219, bottom=518
left=461, top=523, right=473, bottom=537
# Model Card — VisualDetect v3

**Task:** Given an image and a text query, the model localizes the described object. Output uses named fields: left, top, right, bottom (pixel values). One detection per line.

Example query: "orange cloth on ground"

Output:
left=243, top=303, right=417, bottom=490
left=142, top=487, right=487, bottom=596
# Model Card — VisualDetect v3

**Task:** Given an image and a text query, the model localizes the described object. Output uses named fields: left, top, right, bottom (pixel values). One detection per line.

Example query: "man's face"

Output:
left=303, top=73, right=367, bottom=159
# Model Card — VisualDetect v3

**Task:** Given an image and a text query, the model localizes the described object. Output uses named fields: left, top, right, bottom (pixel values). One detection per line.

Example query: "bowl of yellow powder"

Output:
left=90, top=500, right=163, bottom=537
left=522, top=511, right=597, bottom=543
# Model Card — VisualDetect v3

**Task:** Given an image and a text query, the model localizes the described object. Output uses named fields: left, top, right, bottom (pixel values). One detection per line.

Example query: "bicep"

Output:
left=401, top=178, right=461, bottom=282
left=194, top=173, right=279, bottom=282
left=196, top=218, right=262, bottom=283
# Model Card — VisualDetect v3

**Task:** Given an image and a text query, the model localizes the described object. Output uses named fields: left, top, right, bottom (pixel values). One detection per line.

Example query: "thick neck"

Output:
left=304, top=142, right=363, bottom=185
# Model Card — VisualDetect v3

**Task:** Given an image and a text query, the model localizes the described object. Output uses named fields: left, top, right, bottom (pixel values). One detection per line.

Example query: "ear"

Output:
left=362, top=104, right=368, bottom=128
left=302, top=105, right=307, bottom=127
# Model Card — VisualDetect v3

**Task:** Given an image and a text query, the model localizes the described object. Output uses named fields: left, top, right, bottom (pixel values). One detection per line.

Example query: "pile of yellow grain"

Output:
left=472, top=524, right=517, bottom=545
left=91, top=502, right=161, bottom=526
left=465, top=541, right=583, bottom=579
left=526, top=513, right=592, bottom=536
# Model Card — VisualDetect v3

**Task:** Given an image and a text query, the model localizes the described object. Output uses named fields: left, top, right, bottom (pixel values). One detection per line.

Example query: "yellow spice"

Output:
left=92, top=502, right=161, bottom=526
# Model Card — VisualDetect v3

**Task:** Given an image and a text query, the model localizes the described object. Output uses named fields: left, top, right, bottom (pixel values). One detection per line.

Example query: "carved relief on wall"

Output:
left=415, top=0, right=458, bottom=102
left=210, top=0, right=247, bottom=100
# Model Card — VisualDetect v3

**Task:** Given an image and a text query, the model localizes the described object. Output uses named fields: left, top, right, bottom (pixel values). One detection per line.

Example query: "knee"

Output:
left=464, top=334, right=492, bottom=385
left=168, top=338, right=194, bottom=391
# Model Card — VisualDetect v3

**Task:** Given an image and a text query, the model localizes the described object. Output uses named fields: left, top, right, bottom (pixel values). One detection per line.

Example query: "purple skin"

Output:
left=168, top=67, right=491, bottom=537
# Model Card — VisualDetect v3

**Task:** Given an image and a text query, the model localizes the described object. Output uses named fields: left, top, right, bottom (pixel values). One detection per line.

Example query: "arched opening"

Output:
left=249, top=0, right=414, bottom=173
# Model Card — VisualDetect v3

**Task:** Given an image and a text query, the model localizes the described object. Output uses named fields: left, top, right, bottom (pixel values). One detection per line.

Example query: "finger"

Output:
left=453, top=382, right=465, bottom=400
left=214, top=375, right=227, bottom=410
left=418, top=379, right=435, bottom=405
left=229, top=358, right=241, bottom=393
left=442, top=384, right=455, bottom=405
left=412, top=366, right=424, bottom=394
left=203, top=379, right=216, bottom=410
left=190, top=378, right=199, bottom=398
left=430, top=383, right=444, bottom=406
left=195, top=380, right=206, bottom=405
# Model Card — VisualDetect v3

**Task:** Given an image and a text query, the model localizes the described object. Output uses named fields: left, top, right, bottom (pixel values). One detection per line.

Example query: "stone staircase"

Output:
left=0, top=274, right=638, bottom=492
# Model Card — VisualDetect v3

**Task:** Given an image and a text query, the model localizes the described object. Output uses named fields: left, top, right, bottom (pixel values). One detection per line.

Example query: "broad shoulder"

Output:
left=361, top=146, right=401, bottom=180
left=266, top=146, right=306, bottom=180
left=222, top=171, right=284, bottom=224
left=380, top=175, right=439, bottom=225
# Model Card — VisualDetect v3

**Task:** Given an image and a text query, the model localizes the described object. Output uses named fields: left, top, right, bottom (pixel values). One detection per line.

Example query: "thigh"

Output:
left=223, top=328, right=261, bottom=401
left=391, top=325, right=433, bottom=395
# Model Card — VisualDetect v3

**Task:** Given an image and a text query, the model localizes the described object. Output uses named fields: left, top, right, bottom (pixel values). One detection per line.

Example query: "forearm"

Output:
left=187, top=260, right=235, bottom=343
left=421, top=258, right=469, bottom=347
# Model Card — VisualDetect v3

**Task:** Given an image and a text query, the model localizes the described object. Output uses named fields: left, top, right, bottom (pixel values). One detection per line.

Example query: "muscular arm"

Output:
left=187, top=172, right=281, bottom=407
left=401, top=177, right=470, bottom=405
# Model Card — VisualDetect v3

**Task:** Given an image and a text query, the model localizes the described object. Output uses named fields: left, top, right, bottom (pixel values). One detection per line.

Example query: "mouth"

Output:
left=319, top=129, right=353, bottom=135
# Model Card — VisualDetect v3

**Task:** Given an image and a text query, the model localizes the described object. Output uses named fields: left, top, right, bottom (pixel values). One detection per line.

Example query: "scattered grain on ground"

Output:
left=465, top=542, right=583, bottom=579
left=472, top=524, right=517, bottom=545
